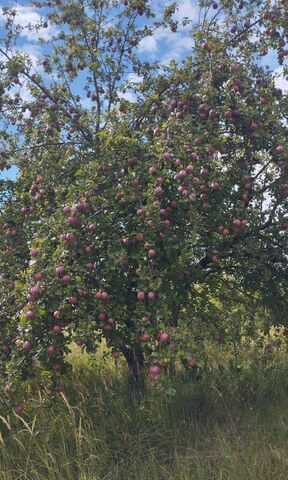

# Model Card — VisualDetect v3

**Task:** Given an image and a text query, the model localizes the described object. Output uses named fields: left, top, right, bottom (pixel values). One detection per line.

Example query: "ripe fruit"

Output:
left=149, top=365, right=161, bottom=378
left=23, top=341, right=32, bottom=352
left=163, top=152, right=172, bottom=161
left=233, top=218, right=242, bottom=227
left=56, top=266, right=65, bottom=276
left=159, top=209, right=167, bottom=217
left=86, top=262, right=94, bottom=270
left=34, top=272, right=44, bottom=281
left=137, top=291, right=145, bottom=301
left=275, top=145, right=284, bottom=154
left=98, top=312, right=106, bottom=321
left=62, top=274, right=72, bottom=282
left=15, top=405, right=24, bottom=415
left=188, top=358, right=197, bottom=367
left=154, top=186, right=164, bottom=196
left=53, top=325, right=62, bottom=334
left=159, top=332, right=170, bottom=342
left=147, top=291, right=155, bottom=300
left=136, top=233, right=144, bottom=242
left=68, top=216, right=81, bottom=227
left=211, top=181, right=220, bottom=190
left=103, top=324, right=113, bottom=332
left=88, top=223, right=97, bottom=232
left=68, top=296, right=78, bottom=305
left=149, top=166, right=157, bottom=174
left=141, top=333, right=150, bottom=342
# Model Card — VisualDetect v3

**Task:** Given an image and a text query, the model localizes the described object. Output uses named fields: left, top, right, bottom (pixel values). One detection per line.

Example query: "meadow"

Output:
left=1, top=337, right=288, bottom=480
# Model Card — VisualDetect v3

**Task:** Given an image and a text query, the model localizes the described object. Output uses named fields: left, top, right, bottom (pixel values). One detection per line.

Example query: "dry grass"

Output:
left=0, top=341, right=288, bottom=479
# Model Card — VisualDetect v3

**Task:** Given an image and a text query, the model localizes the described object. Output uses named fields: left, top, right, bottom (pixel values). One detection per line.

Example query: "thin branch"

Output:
left=207, top=0, right=232, bottom=35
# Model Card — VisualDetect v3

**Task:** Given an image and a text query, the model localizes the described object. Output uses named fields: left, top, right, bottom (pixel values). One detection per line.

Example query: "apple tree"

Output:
left=0, top=0, right=287, bottom=407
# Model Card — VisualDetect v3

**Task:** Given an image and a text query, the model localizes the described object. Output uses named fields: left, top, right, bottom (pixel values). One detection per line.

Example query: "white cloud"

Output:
left=138, top=24, right=194, bottom=65
left=161, top=33, right=194, bottom=64
left=18, top=43, right=43, bottom=68
left=274, top=66, right=288, bottom=93
left=138, top=0, right=197, bottom=61
left=173, top=0, right=199, bottom=26
left=118, top=90, right=137, bottom=103
left=138, top=35, right=158, bottom=53
left=117, top=74, right=143, bottom=103
left=0, top=4, right=55, bottom=41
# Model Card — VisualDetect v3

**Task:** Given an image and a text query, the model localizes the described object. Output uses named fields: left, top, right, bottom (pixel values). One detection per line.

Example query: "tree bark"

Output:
left=124, top=345, right=146, bottom=401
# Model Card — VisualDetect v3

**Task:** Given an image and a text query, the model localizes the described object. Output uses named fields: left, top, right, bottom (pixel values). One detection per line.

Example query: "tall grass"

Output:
left=1, top=341, right=288, bottom=480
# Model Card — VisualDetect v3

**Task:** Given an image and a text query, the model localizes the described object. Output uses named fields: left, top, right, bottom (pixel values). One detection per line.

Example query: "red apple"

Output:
left=15, top=405, right=24, bottom=415
left=137, top=291, right=145, bottom=301
left=141, top=333, right=150, bottom=342
left=67, top=216, right=81, bottom=227
left=276, top=145, right=284, bottom=154
left=188, top=358, right=197, bottom=367
left=149, top=166, right=157, bottom=174
left=56, top=266, right=65, bottom=276
left=149, top=365, right=161, bottom=378
left=86, top=262, right=94, bottom=270
left=88, top=223, right=97, bottom=232
left=23, top=341, right=32, bottom=352
left=159, top=332, right=170, bottom=342
left=47, top=345, right=56, bottom=355
left=136, top=233, right=145, bottom=242
left=154, top=186, right=164, bottom=196
left=34, top=272, right=44, bottom=281
left=62, top=274, right=72, bottom=283
left=68, top=296, right=78, bottom=305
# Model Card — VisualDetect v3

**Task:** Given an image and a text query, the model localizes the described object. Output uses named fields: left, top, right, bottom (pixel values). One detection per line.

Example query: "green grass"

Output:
left=1, top=344, right=288, bottom=480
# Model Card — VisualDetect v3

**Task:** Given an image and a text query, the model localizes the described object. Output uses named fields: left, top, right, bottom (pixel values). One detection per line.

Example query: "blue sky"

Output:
left=0, top=0, right=287, bottom=181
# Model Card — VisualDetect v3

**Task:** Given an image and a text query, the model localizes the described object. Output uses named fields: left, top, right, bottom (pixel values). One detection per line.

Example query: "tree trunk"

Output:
left=124, top=345, right=146, bottom=401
